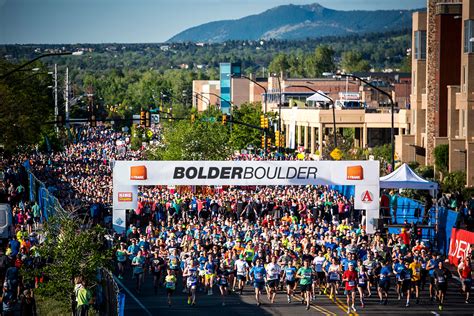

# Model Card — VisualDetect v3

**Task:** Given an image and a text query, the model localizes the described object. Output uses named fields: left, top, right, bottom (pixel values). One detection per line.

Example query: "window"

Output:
left=464, top=20, right=474, bottom=53
left=414, top=31, right=427, bottom=59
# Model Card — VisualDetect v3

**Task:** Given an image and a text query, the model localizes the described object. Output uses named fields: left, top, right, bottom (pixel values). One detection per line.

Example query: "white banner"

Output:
left=113, top=160, right=379, bottom=186
left=112, top=160, right=380, bottom=233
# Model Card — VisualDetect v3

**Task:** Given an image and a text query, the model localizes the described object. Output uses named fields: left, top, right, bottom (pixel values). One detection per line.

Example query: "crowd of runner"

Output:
left=1, top=126, right=473, bottom=315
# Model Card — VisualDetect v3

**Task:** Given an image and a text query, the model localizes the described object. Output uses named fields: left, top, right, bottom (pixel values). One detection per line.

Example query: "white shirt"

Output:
left=313, top=256, right=326, bottom=272
left=235, top=259, right=249, bottom=276
left=266, top=263, right=282, bottom=280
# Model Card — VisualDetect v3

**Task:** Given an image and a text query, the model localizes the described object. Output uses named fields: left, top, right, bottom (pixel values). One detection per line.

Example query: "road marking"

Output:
left=430, top=311, right=440, bottom=316
left=114, top=276, right=153, bottom=316
left=453, top=275, right=474, bottom=289
left=294, top=294, right=337, bottom=316
left=325, top=293, right=359, bottom=316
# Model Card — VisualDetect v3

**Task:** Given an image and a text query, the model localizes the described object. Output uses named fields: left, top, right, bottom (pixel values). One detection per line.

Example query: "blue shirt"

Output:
left=285, top=266, right=297, bottom=281
left=380, top=266, right=392, bottom=280
left=251, top=266, right=266, bottom=282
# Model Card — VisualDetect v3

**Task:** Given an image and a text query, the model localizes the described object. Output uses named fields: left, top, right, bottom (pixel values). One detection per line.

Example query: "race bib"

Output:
left=348, top=281, right=355, bottom=286
left=437, top=276, right=445, bottom=283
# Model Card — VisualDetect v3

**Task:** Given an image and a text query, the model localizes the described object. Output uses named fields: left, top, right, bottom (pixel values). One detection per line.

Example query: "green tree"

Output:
left=229, top=103, right=264, bottom=150
left=434, top=144, right=449, bottom=174
left=0, top=60, right=54, bottom=153
left=442, top=171, right=466, bottom=193
left=341, top=50, right=371, bottom=72
left=268, top=53, right=290, bottom=75
left=21, top=217, right=112, bottom=309
left=305, top=45, right=335, bottom=77
left=147, top=106, right=231, bottom=160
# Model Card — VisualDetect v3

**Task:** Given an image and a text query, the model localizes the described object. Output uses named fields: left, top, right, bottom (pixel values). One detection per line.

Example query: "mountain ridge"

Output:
left=168, top=3, right=419, bottom=43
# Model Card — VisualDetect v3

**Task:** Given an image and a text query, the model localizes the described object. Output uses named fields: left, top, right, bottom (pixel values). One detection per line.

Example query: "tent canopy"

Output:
left=306, top=91, right=330, bottom=102
left=380, top=163, right=438, bottom=190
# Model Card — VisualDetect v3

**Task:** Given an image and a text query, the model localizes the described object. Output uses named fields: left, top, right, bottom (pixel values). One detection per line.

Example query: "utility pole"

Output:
left=65, top=67, right=69, bottom=128
left=54, top=64, right=58, bottom=134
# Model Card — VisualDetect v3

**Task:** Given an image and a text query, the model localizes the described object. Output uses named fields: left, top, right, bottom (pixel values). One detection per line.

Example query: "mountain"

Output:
left=168, top=3, right=416, bottom=43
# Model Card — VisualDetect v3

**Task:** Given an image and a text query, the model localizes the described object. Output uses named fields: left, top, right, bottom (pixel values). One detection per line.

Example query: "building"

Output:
left=398, top=0, right=474, bottom=187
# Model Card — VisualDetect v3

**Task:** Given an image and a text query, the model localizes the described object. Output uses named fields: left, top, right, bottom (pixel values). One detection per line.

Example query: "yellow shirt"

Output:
left=409, top=262, right=421, bottom=281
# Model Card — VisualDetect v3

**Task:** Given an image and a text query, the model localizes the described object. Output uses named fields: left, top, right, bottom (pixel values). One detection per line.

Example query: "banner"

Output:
left=449, top=228, right=474, bottom=265
left=113, top=160, right=379, bottom=186
left=112, top=208, right=127, bottom=234
left=112, top=160, right=380, bottom=233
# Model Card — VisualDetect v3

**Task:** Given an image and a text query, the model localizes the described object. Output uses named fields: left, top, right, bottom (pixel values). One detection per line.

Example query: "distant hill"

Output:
left=168, top=3, right=416, bottom=43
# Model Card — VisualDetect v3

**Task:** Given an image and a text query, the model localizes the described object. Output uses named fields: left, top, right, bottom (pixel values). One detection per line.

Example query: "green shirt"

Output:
left=76, top=287, right=92, bottom=307
left=165, top=275, right=177, bottom=289
left=32, top=204, right=41, bottom=217
left=298, top=267, right=313, bottom=285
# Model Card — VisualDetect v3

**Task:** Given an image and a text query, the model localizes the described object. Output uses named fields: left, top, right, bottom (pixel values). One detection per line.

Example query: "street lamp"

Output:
left=192, top=92, right=211, bottom=107
left=233, top=74, right=268, bottom=158
left=285, top=84, right=337, bottom=148
left=201, top=91, right=233, bottom=111
left=337, top=72, right=395, bottom=169
left=0, top=51, right=83, bottom=80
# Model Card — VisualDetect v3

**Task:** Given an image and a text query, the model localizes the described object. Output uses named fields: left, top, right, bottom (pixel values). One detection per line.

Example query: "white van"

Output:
left=0, top=204, right=13, bottom=240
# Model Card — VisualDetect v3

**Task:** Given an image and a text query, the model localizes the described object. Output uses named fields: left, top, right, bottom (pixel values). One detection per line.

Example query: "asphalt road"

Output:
left=116, top=272, right=474, bottom=316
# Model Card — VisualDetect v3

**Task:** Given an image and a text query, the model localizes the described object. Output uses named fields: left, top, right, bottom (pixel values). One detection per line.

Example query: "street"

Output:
left=116, top=272, right=474, bottom=316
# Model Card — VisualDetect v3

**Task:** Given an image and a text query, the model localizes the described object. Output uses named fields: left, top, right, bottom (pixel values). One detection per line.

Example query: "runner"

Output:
left=116, top=243, right=127, bottom=280
left=265, top=256, right=282, bottom=304
left=217, top=268, right=230, bottom=306
left=164, top=269, right=177, bottom=307
left=131, top=250, right=145, bottom=294
left=426, top=252, right=439, bottom=301
left=234, top=254, right=249, bottom=295
left=409, top=256, right=421, bottom=304
left=327, top=257, right=341, bottom=301
left=433, top=261, right=451, bottom=311
left=296, top=260, right=313, bottom=311
left=313, top=250, right=326, bottom=295
left=182, top=260, right=199, bottom=306
left=356, top=263, right=369, bottom=308
left=150, top=251, right=165, bottom=294
left=400, top=260, right=412, bottom=307
left=342, top=262, right=358, bottom=313
left=250, top=257, right=266, bottom=306
left=457, top=256, right=472, bottom=304
left=281, top=259, right=298, bottom=303
left=378, top=260, right=391, bottom=305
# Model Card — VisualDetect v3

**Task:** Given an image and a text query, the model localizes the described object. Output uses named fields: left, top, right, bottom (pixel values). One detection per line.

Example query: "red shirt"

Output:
left=343, top=270, right=358, bottom=290
left=400, top=232, right=410, bottom=245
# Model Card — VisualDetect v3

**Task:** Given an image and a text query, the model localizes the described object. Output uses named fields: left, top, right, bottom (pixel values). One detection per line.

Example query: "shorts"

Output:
left=300, top=283, right=312, bottom=292
left=254, top=281, right=265, bottom=290
left=345, top=287, right=356, bottom=294
left=317, top=272, right=326, bottom=281
left=402, top=280, right=411, bottom=293
left=199, top=269, right=206, bottom=277
left=286, top=280, right=296, bottom=287
left=166, top=288, right=175, bottom=295
left=379, top=279, right=390, bottom=292
left=437, top=282, right=447, bottom=293
left=205, top=273, right=215, bottom=281
left=412, top=279, right=421, bottom=287
left=267, top=279, right=279, bottom=288
left=463, top=278, right=472, bottom=289
left=327, top=277, right=339, bottom=284
left=429, top=276, right=435, bottom=285
left=237, top=275, right=246, bottom=281
left=357, top=283, right=367, bottom=289
left=34, top=217, right=40, bottom=223
left=187, top=283, right=197, bottom=291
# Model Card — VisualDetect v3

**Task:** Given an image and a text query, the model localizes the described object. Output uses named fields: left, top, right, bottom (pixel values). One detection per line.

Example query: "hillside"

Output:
left=168, top=3, right=416, bottom=43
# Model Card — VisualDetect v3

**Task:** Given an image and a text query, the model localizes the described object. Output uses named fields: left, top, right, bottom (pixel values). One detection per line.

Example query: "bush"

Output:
left=416, top=165, right=435, bottom=180
left=442, top=171, right=466, bottom=193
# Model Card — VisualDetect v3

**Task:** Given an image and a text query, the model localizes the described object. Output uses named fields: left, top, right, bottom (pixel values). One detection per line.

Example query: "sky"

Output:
left=0, top=0, right=426, bottom=44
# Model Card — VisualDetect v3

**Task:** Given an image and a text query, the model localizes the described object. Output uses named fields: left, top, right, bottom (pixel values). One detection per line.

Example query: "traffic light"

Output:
left=90, top=115, right=97, bottom=127
left=56, top=115, right=63, bottom=127
left=260, top=115, right=265, bottom=128
left=145, top=111, right=151, bottom=128
left=222, top=114, right=228, bottom=125
left=275, top=131, right=280, bottom=147
left=261, top=136, right=265, bottom=148
left=168, top=107, right=173, bottom=122
left=191, top=114, right=195, bottom=123
left=280, top=134, right=285, bottom=147
left=140, top=110, right=146, bottom=126
left=267, top=138, right=271, bottom=148
left=264, top=118, right=269, bottom=128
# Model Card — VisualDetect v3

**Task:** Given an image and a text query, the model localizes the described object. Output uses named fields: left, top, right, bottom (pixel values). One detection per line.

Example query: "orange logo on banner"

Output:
left=361, top=190, right=373, bottom=203
left=130, top=166, right=147, bottom=180
left=118, top=192, right=133, bottom=202
left=347, top=165, right=364, bottom=180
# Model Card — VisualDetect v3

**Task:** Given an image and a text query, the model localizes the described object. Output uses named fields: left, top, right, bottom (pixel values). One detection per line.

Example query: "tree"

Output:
left=268, top=53, right=290, bottom=75
left=341, top=50, right=371, bottom=72
left=434, top=144, right=449, bottom=174
left=147, top=106, right=231, bottom=160
left=305, top=45, right=335, bottom=77
left=21, top=217, right=112, bottom=309
left=229, top=102, right=265, bottom=150
left=442, top=171, right=466, bottom=193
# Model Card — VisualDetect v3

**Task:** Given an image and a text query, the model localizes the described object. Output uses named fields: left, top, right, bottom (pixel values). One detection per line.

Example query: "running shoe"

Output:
left=188, top=297, right=191, bottom=305
left=438, top=305, right=442, bottom=311
left=351, top=305, right=356, bottom=312
left=347, top=307, right=350, bottom=314
left=306, top=305, right=310, bottom=311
